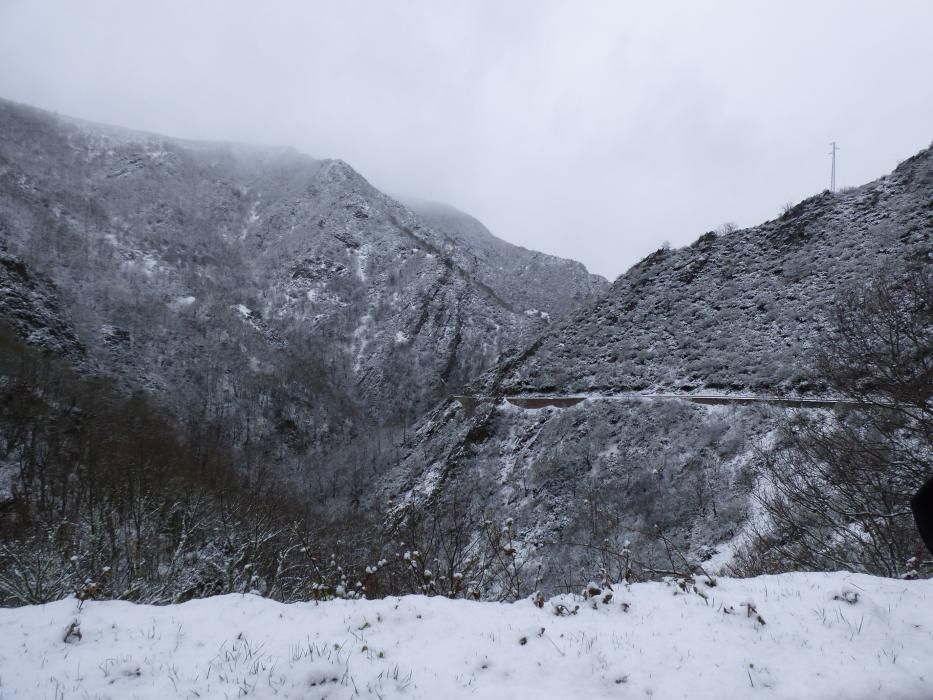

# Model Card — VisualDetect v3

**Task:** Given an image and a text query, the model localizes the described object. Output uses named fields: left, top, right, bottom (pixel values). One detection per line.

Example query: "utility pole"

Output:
left=829, top=141, right=839, bottom=192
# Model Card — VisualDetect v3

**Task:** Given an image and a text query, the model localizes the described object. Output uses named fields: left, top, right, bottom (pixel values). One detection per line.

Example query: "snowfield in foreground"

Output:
left=1, top=572, right=931, bottom=699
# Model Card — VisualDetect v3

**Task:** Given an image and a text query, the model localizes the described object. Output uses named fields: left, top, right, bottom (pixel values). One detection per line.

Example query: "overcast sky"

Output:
left=1, top=1, right=930, bottom=279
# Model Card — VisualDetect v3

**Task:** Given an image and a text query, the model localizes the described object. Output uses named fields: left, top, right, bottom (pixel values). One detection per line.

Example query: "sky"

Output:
left=0, top=1, right=931, bottom=280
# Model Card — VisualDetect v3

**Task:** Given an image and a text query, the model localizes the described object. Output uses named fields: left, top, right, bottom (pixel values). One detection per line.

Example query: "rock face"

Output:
left=0, top=246, right=85, bottom=361
left=381, top=146, right=933, bottom=585
left=0, top=98, right=605, bottom=500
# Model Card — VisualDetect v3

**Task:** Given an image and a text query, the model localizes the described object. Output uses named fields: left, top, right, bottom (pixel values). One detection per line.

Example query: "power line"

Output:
left=829, top=141, right=839, bottom=192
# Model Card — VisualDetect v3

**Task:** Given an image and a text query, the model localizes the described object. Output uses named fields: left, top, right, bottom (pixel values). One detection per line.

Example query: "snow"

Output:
left=140, top=254, right=159, bottom=275
left=248, top=200, right=261, bottom=224
left=241, top=199, right=261, bottom=240
left=167, top=295, right=196, bottom=311
left=353, top=245, right=370, bottom=282
left=351, top=312, right=375, bottom=372
left=143, top=146, right=168, bottom=162
left=523, top=308, right=551, bottom=322
left=1, top=572, right=931, bottom=699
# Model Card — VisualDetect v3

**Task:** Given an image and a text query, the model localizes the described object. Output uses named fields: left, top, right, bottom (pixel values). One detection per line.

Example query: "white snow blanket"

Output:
left=0, top=572, right=930, bottom=699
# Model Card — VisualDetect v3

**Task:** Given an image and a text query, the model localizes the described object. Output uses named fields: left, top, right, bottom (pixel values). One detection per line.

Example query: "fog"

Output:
left=1, top=0, right=930, bottom=279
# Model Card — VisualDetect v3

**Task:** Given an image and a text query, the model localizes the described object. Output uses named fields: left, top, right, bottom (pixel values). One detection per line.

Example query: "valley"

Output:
left=0, top=98, right=929, bottom=604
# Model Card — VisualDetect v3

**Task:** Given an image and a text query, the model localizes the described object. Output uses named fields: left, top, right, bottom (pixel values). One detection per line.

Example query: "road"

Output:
left=453, top=394, right=879, bottom=411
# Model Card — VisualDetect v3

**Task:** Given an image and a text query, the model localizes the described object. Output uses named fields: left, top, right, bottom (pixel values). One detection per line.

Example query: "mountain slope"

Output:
left=0, top=98, right=604, bottom=499
left=480, top=147, right=931, bottom=395
left=381, top=146, right=933, bottom=584
left=405, top=199, right=608, bottom=321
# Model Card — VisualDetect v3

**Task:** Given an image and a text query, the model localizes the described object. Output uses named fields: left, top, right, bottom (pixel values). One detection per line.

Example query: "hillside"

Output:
left=380, top=146, right=933, bottom=585
left=405, top=199, right=607, bottom=321
left=481, top=146, right=931, bottom=395
left=0, top=98, right=604, bottom=499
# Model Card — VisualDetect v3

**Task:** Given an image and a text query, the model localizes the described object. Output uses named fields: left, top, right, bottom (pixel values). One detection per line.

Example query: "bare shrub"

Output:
left=737, top=264, right=932, bottom=577
left=717, top=221, right=738, bottom=235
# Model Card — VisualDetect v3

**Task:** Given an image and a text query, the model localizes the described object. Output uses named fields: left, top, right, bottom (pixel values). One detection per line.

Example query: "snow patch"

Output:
left=524, top=308, right=551, bottom=322
left=167, top=295, right=196, bottom=311
left=353, top=245, right=370, bottom=282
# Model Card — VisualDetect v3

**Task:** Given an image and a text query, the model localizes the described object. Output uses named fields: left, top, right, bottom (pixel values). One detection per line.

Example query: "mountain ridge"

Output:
left=0, top=97, right=606, bottom=501
left=472, top=144, right=932, bottom=397
left=380, top=144, right=932, bottom=586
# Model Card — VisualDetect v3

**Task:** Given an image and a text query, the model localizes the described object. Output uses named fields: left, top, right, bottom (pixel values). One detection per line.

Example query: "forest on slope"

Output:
left=0, top=98, right=609, bottom=604
left=0, top=98, right=605, bottom=507
left=0, top=97, right=929, bottom=603
left=381, top=149, right=932, bottom=591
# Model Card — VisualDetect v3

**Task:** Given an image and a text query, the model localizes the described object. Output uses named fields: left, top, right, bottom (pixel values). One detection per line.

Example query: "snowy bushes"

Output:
left=0, top=323, right=615, bottom=604
left=0, top=535, right=75, bottom=604
left=0, top=323, right=388, bottom=605
left=737, top=265, right=932, bottom=577
left=0, top=321, right=659, bottom=604
left=740, top=407, right=928, bottom=577
left=378, top=487, right=545, bottom=601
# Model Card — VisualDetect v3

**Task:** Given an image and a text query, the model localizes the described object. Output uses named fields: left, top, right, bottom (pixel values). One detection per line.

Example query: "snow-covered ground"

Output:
left=1, top=572, right=931, bottom=699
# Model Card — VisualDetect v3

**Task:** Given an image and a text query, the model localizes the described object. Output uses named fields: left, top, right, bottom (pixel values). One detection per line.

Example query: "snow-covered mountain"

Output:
left=0, top=98, right=605, bottom=499
left=404, top=199, right=607, bottom=322
left=380, top=146, right=933, bottom=583
left=479, top=147, right=931, bottom=396
left=2, top=94, right=928, bottom=595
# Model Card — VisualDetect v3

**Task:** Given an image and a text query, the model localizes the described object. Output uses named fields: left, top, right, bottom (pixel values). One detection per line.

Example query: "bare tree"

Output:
left=742, top=264, right=932, bottom=577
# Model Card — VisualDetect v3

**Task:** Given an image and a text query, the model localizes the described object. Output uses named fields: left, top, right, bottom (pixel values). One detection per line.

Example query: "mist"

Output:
left=1, top=0, right=930, bottom=279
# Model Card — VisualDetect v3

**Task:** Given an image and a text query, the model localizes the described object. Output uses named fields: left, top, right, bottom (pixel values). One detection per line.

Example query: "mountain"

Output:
left=0, top=98, right=605, bottom=500
left=380, top=145, right=933, bottom=586
left=404, top=199, right=608, bottom=322
left=480, top=148, right=931, bottom=396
